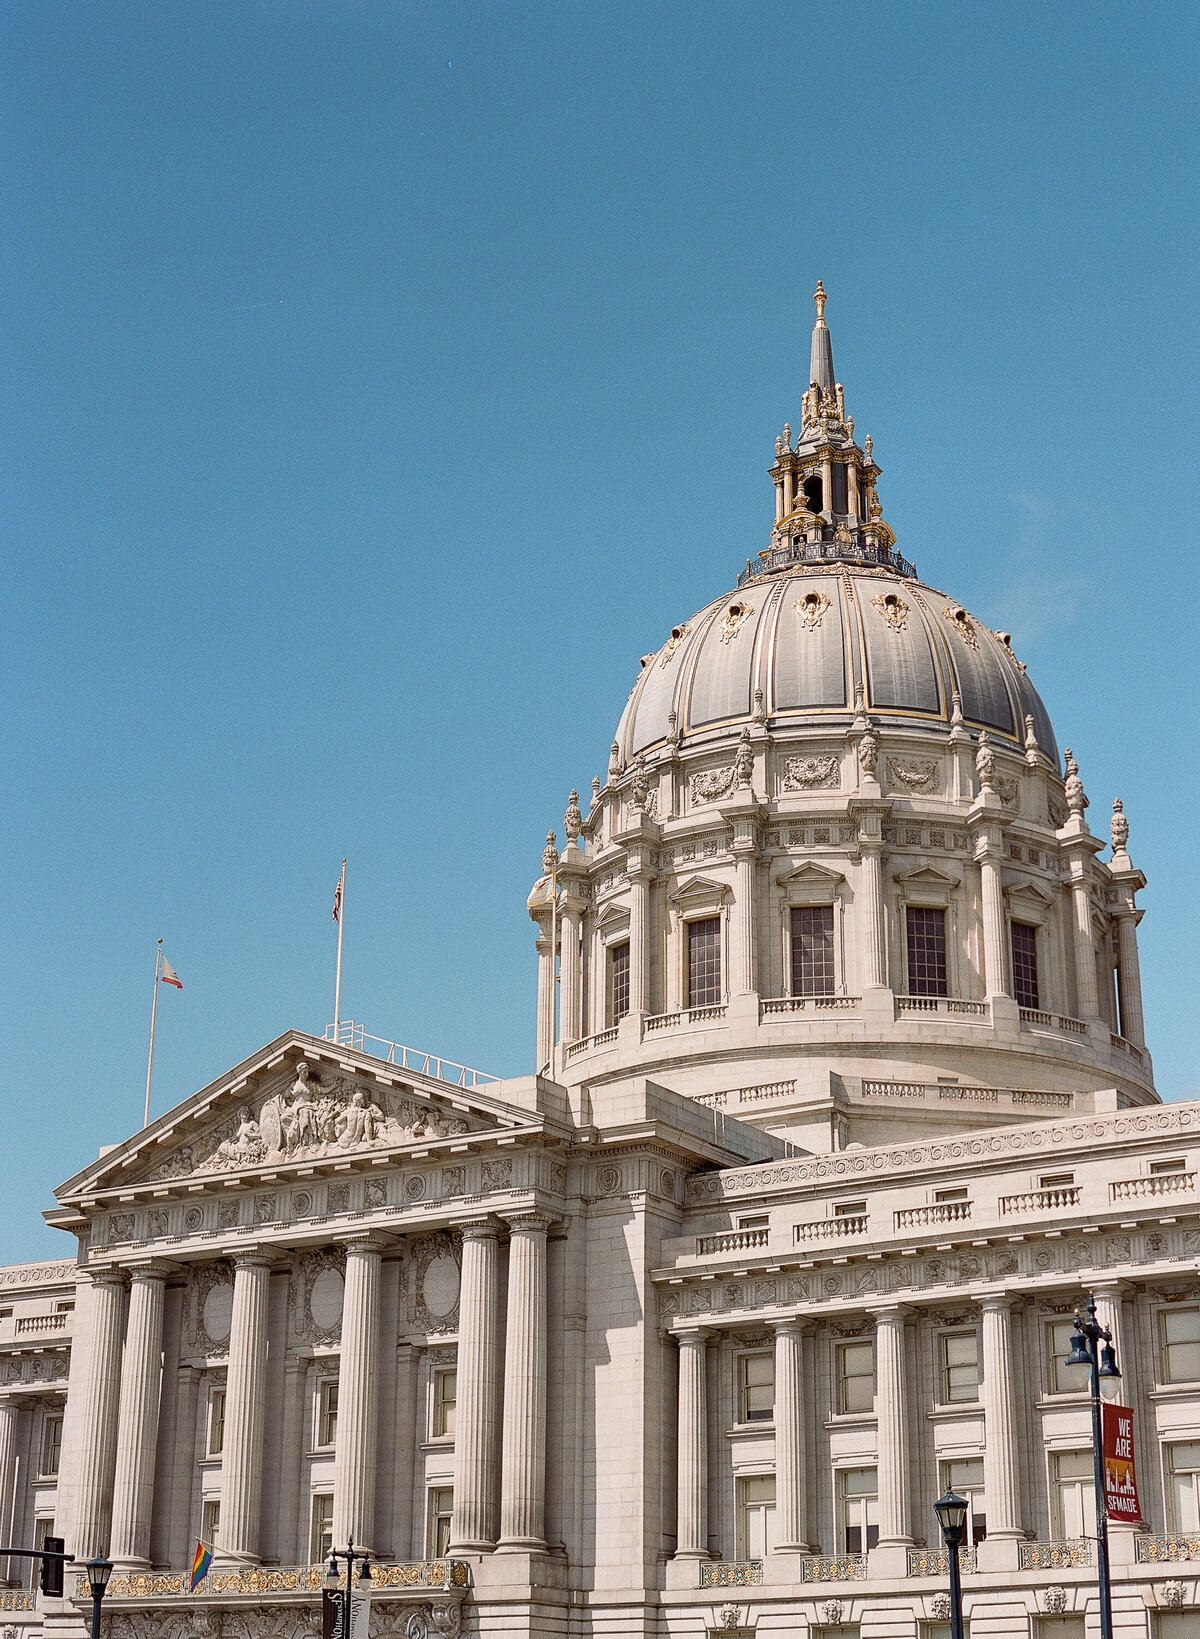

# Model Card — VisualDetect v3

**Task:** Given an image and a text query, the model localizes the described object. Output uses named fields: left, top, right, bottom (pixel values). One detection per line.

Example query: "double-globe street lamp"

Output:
left=323, top=1542, right=372, bottom=1639
left=1066, top=1293, right=1122, bottom=1639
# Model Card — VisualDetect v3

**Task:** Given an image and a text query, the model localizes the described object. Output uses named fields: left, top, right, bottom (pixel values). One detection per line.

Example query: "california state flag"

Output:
left=161, top=956, right=183, bottom=989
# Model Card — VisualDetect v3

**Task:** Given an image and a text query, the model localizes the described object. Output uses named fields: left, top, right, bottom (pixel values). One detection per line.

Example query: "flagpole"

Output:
left=144, top=939, right=163, bottom=1128
left=333, top=859, right=346, bottom=1039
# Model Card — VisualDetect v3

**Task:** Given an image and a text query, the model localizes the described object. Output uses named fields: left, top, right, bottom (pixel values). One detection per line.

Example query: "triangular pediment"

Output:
left=668, top=873, right=731, bottom=904
left=894, top=863, right=961, bottom=888
left=776, top=860, right=845, bottom=886
left=57, top=1030, right=541, bottom=1204
left=1005, top=877, right=1056, bottom=906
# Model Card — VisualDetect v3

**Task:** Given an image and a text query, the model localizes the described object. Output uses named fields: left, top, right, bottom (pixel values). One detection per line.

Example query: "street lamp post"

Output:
left=84, top=1556, right=113, bottom=1639
left=1066, top=1292, right=1122, bottom=1639
left=322, top=1542, right=372, bottom=1639
left=933, top=1489, right=967, bottom=1639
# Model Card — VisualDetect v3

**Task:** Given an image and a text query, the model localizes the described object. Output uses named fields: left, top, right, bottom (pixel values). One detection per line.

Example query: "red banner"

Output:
left=1101, top=1401, right=1145, bottom=1525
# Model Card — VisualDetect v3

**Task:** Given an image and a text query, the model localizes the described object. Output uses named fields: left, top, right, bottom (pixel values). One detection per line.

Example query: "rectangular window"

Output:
left=1151, top=1157, right=1188, bottom=1175
left=923, top=1625, right=971, bottom=1639
left=429, top=1486, right=454, bottom=1558
left=201, top=1498, right=221, bottom=1550
left=791, top=905, right=835, bottom=996
left=836, top=1340, right=875, bottom=1414
left=607, top=941, right=630, bottom=1027
left=831, top=461, right=849, bottom=516
left=40, top=1413, right=63, bottom=1477
left=1035, top=1621, right=1084, bottom=1639
left=1166, top=1441, right=1200, bottom=1533
left=687, top=916, right=722, bottom=1008
left=309, top=1494, right=333, bottom=1565
left=318, top=1380, right=339, bottom=1448
left=906, top=906, right=948, bottom=997
left=737, top=1352, right=774, bottom=1424
left=1159, top=1615, right=1198, bottom=1639
left=837, top=1466, right=879, bottom=1554
left=939, top=1331, right=981, bottom=1405
left=1047, top=1318, right=1089, bottom=1395
left=1053, top=1449, right=1097, bottom=1540
left=735, top=1473, right=776, bottom=1559
left=1161, top=1307, right=1200, bottom=1384
left=432, top=1367, right=457, bottom=1438
left=31, top=1520, right=53, bottom=1589
left=835, top=1200, right=867, bottom=1218
left=940, top=1457, right=986, bottom=1544
left=207, top=1387, right=226, bottom=1457
left=1011, top=920, right=1040, bottom=1009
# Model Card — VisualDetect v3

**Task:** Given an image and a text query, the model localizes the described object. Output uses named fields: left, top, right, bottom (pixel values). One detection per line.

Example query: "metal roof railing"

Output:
left=323, top=1020, right=500, bottom=1088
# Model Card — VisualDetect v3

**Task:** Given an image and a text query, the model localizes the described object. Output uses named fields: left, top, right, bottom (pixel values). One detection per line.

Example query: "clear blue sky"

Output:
left=1, top=3, right=1197, bottom=1259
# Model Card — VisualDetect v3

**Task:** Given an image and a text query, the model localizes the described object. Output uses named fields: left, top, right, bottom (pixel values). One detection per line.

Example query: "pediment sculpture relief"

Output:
left=143, top=1062, right=475, bottom=1181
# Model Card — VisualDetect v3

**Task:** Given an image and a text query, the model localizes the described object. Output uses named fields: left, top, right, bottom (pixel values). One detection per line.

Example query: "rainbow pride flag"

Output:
left=189, top=1540, right=213, bottom=1593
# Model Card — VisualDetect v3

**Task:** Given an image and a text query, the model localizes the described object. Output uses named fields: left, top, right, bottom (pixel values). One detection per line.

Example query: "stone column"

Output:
left=874, top=1307, right=911, bottom=1546
left=498, top=1215, right=550, bottom=1551
left=674, top=1329, right=708, bottom=1560
left=167, top=1365, right=201, bottom=1572
left=535, top=919, right=555, bottom=1071
left=0, top=1399, right=19, bottom=1574
left=771, top=1321, right=809, bottom=1552
left=979, top=847, right=1010, bottom=999
left=1070, top=874, right=1100, bottom=1019
left=860, top=841, right=886, bottom=989
left=332, top=1238, right=383, bottom=1554
left=450, top=1221, right=502, bottom=1552
left=110, top=1267, right=168, bottom=1569
left=847, top=460, right=861, bottom=521
left=980, top=1298, right=1022, bottom=1539
left=560, top=901, right=582, bottom=1044
left=732, top=836, right=757, bottom=997
left=820, top=454, right=833, bottom=516
left=1093, top=1284, right=1127, bottom=1404
left=70, top=1270, right=127, bottom=1559
left=217, top=1254, right=272, bottom=1563
left=628, top=866, right=652, bottom=1016
left=1113, top=912, right=1146, bottom=1046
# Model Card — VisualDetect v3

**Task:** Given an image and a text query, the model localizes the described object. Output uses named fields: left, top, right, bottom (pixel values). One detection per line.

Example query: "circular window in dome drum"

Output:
left=942, top=604, right=980, bottom=649
left=659, top=621, right=690, bottom=667
left=718, top=601, right=753, bottom=644
left=871, top=590, right=909, bottom=631
left=793, top=589, right=831, bottom=631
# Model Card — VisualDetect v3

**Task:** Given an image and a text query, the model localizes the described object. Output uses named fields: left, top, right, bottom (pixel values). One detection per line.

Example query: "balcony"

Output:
left=760, top=995, right=860, bottom=1018
left=1134, top=1533, right=1200, bottom=1564
left=1018, top=1540, right=1092, bottom=1570
left=645, top=1006, right=727, bottom=1033
left=14, top=1313, right=66, bottom=1334
left=800, top=1554, right=867, bottom=1583
left=906, top=1546, right=977, bottom=1576
left=999, top=1185, right=1082, bottom=1215
left=894, top=1201, right=972, bottom=1230
left=92, top=1561, right=471, bottom=1601
left=1019, top=1008, right=1087, bottom=1038
left=895, top=996, right=989, bottom=1020
left=563, top=1027, right=619, bottom=1062
left=699, top=1561, right=763, bottom=1588
left=1111, top=1172, right=1196, bottom=1202
left=697, top=1227, right=769, bottom=1255
left=794, top=1214, right=868, bottom=1244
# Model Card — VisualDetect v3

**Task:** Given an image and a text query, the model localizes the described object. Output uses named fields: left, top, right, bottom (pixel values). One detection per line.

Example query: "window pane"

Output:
left=942, top=1331, right=980, bottom=1403
left=688, top=917, right=722, bottom=1007
left=791, top=905, right=835, bottom=996
left=208, top=1389, right=225, bottom=1456
left=319, top=1381, right=339, bottom=1446
left=430, top=1486, right=453, bottom=1558
left=838, top=1342, right=875, bottom=1413
left=906, top=907, right=948, bottom=997
left=41, top=1415, right=63, bottom=1476
left=1048, top=1319, right=1088, bottom=1394
left=739, top=1353, right=774, bottom=1422
left=310, top=1494, right=333, bottom=1564
left=607, top=942, right=630, bottom=1026
left=434, top=1368, right=457, bottom=1437
left=1163, top=1308, right=1200, bottom=1382
left=1011, top=920, right=1040, bottom=1009
left=202, top=1499, right=221, bottom=1549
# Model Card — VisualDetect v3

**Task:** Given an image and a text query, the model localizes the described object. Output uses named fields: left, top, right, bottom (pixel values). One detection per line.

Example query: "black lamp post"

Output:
left=1066, top=1293, right=1121, bottom=1639
left=322, top=1542, right=371, bottom=1639
left=84, top=1556, right=113, bottom=1639
left=933, top=1489, right=968, bottom=1639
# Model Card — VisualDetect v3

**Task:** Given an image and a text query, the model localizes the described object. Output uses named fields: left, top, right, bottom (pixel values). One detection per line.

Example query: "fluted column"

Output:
left=535, top=921, right=555, bottom=1071
left=628, top=866, right=651, bottom=1015
left=216, top=1254, right=272, bottom=1564
left=981, top=1298, right=1022, bottom=1538
left=560, top=902, right=582, bottom=1044
left=860, top=841, right=886, bottom=989
left=1069, top=874, right=1100, bottom=1019
left=771, top=1321, right=809, bottom=1551
left=498, top=1214, right=550, bottom=1551
left=1114, top=912, right=1146, bottom=1046
left=70, top=1270, right=127, bottom=1558
left=847, top=460, right=861, bottom=521
left=674, top=1329, right=708, bottom=1559
left=732, top=841, right=757, bottom=996
left=450, top=1221, right=502, bottom=1552
left=874, top=1307, right=911, bottom=1546
left=110, top=1267, right=168, bottom=1568
left=332, top=1238, right=383, bottom=1553
left=1093, top=1284, right=1127, bottom=1405
left=0, top=1399, right=20, bottom=1571
left=979, top=846, right=1010, bottom=998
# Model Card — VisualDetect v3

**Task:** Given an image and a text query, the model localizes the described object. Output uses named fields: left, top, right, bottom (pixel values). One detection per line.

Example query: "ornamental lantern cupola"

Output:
left=766, top=282, right=900, bottom=575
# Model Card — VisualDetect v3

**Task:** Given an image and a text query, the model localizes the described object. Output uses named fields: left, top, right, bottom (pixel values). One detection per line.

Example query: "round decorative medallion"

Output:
left=183, top=1207, right=204, bottom=1233
left=423, top=1254, right=461, bottom=1318
left=404, top=1174, right=428, bottom=1201
left=292, top=1191, right=312, bottom=1217
left=310, top=1268, right=345, bottom=1332
left=202, top=1282, right=234, bottom=1343
left=596, top=1164, right=621, bottom=1195
left=659, top=1168, right=675, bottom=1198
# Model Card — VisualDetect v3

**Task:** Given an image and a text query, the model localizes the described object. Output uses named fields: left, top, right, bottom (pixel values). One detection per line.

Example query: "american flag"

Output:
left=332, top=861, right=345, bottom=923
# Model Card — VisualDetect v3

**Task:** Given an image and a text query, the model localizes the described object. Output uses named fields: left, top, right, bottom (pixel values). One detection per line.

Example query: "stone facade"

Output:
left=3, top=291, right=1196, bottom=1639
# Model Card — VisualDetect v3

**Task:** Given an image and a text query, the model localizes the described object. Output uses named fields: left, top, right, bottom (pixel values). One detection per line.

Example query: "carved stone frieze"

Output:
left=888, top=757, right=939, bottom=793
left=189, top=1263, right=234, bottom=1357
left=408, top=1232, right=461, bottom=1335
left=289, top=1247, right=346, bottom=1346
left=781, top=754, right=839, bottom=792
left=691, top=766, right=737, bottom=804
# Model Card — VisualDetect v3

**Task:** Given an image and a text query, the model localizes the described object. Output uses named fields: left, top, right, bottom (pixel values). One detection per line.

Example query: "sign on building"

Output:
left=1101, top=1401, right=1144, bottom=1525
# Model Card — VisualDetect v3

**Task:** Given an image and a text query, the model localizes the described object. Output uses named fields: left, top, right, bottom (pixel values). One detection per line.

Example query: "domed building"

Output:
left=1, top=293, right=1196, bottom=1639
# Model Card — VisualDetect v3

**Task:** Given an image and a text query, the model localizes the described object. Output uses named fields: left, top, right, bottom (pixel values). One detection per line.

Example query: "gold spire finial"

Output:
left=813, top=280, right=827, bottom=324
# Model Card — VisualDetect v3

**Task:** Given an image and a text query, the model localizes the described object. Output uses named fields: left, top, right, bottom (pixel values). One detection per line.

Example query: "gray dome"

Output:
left=614, top=568, right=1058, bottom=765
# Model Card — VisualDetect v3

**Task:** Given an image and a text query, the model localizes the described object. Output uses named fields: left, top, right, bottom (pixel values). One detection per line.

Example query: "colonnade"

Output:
left=60, top=1213, right=551, bottom=1570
